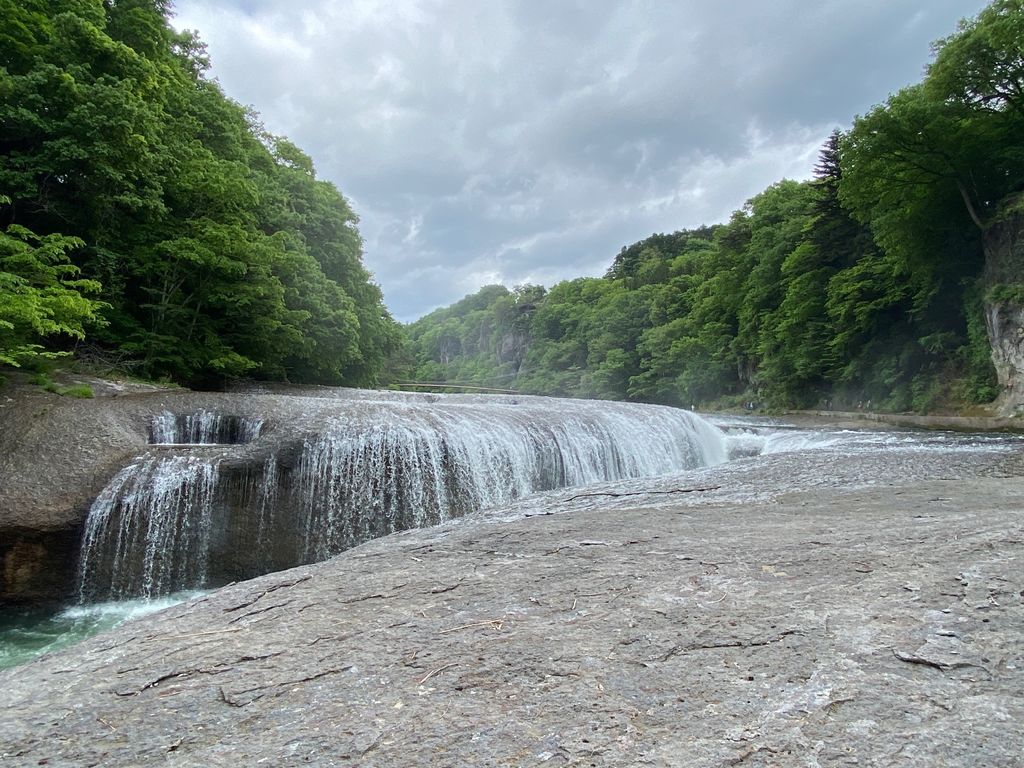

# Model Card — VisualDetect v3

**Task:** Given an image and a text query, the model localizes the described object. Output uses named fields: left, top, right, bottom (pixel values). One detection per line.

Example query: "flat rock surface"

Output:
left=2, top=442, right=1023, bottom=767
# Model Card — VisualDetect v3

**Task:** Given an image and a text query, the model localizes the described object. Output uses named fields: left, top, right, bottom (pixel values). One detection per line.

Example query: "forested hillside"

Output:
left=407, top=0, right=1024, bottom=412
left=0, top=0, right=399, bottom=387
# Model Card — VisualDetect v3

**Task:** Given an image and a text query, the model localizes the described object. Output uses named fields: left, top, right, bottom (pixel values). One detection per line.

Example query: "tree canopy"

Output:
left=0, top=0, right=399, bottom=385
left=406, top=1, right=1024, bottom=411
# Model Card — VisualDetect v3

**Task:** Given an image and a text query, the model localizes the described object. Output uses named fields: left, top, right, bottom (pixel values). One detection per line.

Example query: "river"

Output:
left=2, top=409, right=1020, bottom=670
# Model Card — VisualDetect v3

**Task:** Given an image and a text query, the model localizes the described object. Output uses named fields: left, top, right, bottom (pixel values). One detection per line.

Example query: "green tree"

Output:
left=927, top=0, right=1024, bottom=118
left=0, top=219, right=104, bottom=366
left=840, top=1, right=1023, bottom=406
left=0, top=1, right=398, bottom=386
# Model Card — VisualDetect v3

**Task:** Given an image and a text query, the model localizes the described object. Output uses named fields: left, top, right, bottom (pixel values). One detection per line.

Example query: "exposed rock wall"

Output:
left=0, top=529, right=81, bottom=605
left=985, top=301, right=1024, bottom=413
left=983, top=202, right=1024, bottom=415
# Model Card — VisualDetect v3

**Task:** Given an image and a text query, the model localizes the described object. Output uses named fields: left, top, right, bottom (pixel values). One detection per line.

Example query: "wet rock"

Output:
left=0, top=529, right=81, bottom=606
left=0, top=380, right=726, bottom=603
left=0, top=457, right=1021, bottom=767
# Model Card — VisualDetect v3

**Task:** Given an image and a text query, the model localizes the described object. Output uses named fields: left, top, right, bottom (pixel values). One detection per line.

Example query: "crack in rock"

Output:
left=114, top=651, right=285, bottom=696
left=218, top=665, right=354, bottom=707
left=221, top=576, right=312, bottom=613
left=651, top=630, right=801, bottom=664
left=226, top=599, right=294, bottom=625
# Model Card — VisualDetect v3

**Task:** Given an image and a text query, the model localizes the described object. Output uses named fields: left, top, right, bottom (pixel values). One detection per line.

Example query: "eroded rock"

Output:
left=1, top=448, right=1021, bottom=767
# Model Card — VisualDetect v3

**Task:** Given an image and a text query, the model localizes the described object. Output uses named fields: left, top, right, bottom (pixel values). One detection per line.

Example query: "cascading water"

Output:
left=77, top=455, right=219, bottom=601
left=150, top=410, right=264, bottom=444
left=295, top=401, right=725, bottom=561
left=76, top=395, right=728, bottom=602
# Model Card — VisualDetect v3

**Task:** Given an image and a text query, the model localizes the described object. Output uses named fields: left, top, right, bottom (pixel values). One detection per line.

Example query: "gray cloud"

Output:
left=172, top=0, right=989, bottom=321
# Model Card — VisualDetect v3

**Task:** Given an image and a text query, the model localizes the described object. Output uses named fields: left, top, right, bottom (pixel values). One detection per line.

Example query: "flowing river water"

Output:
left=2, top=399, right=1021, bottom=670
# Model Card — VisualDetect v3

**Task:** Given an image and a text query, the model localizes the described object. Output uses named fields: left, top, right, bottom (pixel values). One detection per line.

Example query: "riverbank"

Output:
left=2, top=438, right=1021, bottom=767
left=782, top=408, right=1024, bottom=433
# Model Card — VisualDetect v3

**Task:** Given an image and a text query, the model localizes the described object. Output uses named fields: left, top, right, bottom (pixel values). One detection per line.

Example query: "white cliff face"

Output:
left=983, top=204, right=1024, bottom=415
left=986, top=301, right=1024, bottom=414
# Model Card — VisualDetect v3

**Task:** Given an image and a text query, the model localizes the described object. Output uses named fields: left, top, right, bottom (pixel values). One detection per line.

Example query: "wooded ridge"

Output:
left=3, top=1, right=1023, bottom=412
left=404, top=1, right=1024, bottom=413
left=1, top=0, right=400, bottom=388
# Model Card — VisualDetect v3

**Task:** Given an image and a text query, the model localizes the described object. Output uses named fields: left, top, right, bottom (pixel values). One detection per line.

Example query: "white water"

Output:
left=296, top=400, right=725, bottom=561
left=150, top=410, right=264, bottom=444
left=77, top=396, right=728, bottom=601
left=713, top=416, right=1022, bottom=461
left=77, top=456, right=219, bottom=601
left=0, top=592, right=203, bottom=670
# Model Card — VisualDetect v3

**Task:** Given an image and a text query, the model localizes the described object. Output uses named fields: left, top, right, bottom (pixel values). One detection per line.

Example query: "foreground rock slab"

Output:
left=2, top=469, right=1023, bottom=766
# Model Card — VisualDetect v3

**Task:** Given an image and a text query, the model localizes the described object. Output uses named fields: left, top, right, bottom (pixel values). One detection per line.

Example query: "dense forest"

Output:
left=0, top=0, right=400, bottom=387
left=3, top=2, right=1022, bottom=409
left=407, top=0, right=1024, bottom=412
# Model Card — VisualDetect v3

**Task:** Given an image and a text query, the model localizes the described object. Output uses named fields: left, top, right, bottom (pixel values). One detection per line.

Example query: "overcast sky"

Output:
left=171, top=0, right=988, bottom=322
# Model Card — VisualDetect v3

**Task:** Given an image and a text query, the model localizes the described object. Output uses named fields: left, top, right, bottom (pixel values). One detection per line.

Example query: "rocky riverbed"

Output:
left=1, top=431, right=1022, bottom=767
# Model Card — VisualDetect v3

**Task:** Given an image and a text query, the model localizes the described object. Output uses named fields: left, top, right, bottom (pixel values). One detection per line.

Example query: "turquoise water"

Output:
left=0, top=593, right=203, bottom=670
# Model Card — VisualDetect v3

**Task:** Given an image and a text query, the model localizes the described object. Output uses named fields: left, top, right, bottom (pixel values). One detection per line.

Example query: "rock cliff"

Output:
left=983, top=202, right=1024, bottom=415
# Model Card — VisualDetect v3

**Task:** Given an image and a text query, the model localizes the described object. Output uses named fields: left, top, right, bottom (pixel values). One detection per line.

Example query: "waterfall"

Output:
left=77, top=395, right=727, bottom=602
left=150, top=410, right=264, bottom=445
left=77, top=455, right=219, bottom=602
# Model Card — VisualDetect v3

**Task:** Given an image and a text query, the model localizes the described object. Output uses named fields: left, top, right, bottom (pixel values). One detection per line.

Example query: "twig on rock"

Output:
left=563, top=486, right=720, bottom=503
left=418, top=663, right=458, bottom=684
left=439, top=619, right=504, bottom=634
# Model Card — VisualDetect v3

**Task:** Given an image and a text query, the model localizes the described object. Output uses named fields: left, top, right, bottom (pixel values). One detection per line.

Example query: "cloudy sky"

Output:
left=171, top=0, right=988, bottom=322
